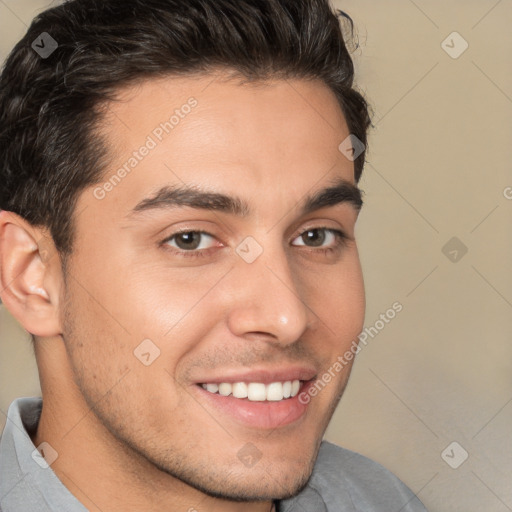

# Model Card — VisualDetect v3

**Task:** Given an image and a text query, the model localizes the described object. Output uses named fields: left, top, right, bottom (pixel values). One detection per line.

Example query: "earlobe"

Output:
left=0, top=210, right=62, bottom=337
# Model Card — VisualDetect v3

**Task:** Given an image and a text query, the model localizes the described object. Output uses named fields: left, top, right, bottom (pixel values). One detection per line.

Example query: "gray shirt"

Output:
left=0, top=397, right=427, bottom=511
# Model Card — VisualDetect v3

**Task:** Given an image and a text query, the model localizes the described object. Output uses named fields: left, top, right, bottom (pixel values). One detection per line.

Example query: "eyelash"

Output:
left=160, top=227, right=348, bottom=260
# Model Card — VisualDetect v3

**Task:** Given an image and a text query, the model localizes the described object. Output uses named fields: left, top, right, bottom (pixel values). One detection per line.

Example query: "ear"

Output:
left=0, top=210, right=63, bottom=337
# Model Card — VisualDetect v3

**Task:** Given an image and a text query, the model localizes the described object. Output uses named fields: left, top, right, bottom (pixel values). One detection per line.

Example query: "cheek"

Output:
left=337, top=261, right=365, bottom=335
left=61, top=283, right=133, bottom=390
left=106, top=246, right=232, bottom=335
left=61, top=278, right=190, bottom=425
left=71, top=239, right=225, bottom=343
left=63, top=262, right=232, bottom=411
left=307, top=253, right=365, bottom=343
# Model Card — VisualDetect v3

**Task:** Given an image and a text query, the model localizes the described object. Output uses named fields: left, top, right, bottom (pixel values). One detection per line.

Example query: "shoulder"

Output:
left=281, top=441, right=428, bottom=512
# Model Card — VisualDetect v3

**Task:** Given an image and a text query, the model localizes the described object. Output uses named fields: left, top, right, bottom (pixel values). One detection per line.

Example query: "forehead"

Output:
left=86, top=72, right=355, bottom=222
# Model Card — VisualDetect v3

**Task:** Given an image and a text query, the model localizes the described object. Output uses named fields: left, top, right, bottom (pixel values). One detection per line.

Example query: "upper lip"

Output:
left=194, top=366, right=317, bottom=385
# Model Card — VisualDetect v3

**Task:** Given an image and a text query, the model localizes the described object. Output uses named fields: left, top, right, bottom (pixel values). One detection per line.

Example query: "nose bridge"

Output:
left=226, top=239, right=311, bottom=344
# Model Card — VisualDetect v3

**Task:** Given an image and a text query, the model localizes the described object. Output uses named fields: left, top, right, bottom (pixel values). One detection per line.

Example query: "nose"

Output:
left=225, top=245, right=312, bottom=346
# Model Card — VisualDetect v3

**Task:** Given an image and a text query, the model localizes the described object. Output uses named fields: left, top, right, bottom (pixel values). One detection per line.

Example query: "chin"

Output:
left=149, top=442, right=318, bottom=502
left=183, top=462, right=314, bottom=502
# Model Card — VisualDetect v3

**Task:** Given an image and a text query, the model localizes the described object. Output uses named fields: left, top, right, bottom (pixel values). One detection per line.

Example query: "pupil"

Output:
left=303, top=229, right=325, bottom=247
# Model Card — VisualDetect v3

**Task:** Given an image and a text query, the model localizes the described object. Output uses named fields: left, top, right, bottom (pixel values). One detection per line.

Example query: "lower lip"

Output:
left=193, top=381, right=315, bottom=430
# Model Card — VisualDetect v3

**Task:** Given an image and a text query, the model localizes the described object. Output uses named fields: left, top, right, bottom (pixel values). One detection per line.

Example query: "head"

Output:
left=0, top=0, right=370, bottom=504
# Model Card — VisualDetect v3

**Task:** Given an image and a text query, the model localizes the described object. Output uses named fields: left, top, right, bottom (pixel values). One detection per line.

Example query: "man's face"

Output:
left=59, top=73, right=365, bottom=500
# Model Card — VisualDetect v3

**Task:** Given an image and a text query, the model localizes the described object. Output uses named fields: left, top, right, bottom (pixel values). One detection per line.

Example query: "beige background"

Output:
left=1, top=1, right=511, bottom=511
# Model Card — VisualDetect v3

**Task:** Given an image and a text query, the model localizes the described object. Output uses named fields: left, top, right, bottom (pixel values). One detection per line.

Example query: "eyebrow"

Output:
left=127, top=176, right=363, bottom=220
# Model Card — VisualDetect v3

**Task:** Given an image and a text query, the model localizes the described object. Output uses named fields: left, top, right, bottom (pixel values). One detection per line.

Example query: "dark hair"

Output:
left=0, top=0, right=371, bottom=258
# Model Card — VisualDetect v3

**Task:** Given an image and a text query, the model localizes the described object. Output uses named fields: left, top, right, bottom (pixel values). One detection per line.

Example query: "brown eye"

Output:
left=301, top=229, right=326, bottom=247
left=164, top=231, right=216, bottom=251
left=292, top=227, right=343, bottom=248
left=175, top=232, right=201, bottom=250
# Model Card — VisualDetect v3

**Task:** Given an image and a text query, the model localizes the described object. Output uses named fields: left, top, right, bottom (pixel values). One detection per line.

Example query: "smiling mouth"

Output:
left=199, top=380, right=303, bottom=402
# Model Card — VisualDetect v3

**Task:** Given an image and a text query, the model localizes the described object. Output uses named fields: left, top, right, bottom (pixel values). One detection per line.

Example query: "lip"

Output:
left=192, top=366, right=317, bottom=385
left=192, top=378, right=317, bottom=430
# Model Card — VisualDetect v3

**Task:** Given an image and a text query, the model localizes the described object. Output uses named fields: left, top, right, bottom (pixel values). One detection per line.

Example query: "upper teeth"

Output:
left=201, top=380, right=301, bottom=401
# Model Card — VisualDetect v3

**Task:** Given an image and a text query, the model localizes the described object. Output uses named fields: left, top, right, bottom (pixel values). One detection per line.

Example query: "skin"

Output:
left=0, top=72, right=365, bottom=512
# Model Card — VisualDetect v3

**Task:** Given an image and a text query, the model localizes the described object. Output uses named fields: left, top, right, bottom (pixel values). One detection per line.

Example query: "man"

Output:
left=0, top=0, right=427, bottom=510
